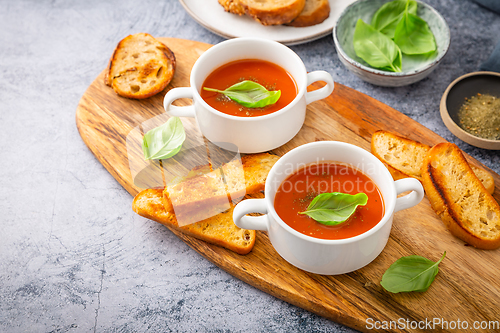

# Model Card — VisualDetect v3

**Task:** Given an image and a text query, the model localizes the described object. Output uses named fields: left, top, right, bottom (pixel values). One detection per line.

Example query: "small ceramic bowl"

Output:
left=333, top=0, right=450, bottom=87
left=440, top=71, right=500, bottom=150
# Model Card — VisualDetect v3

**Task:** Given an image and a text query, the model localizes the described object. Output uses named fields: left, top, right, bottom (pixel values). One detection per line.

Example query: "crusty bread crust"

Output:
left=163, top=153, right=279, bottom=226
left=371, top=130, right=495, bottom=194
left=371, top=130, right=430, bottom=181
left=133, top=153, right=279, bottom=254
left=285, top=0, right=330, bottom=27
left=105, top=33, right=176, bottom=99
left=421, top=143, right=500, bottom=250
left=132, top=189, right=256, bottom=255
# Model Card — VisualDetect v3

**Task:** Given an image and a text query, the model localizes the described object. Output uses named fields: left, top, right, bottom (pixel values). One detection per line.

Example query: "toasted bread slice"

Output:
left=105, top=33, right=176, bottom=99
left=223, top=0, right=306, bottom=25
left=132, top=188, right=255, bottom=254
left=164, top=153, right=279, bottom=226
left=371, top=130, right=495, bottom=194
left=285, top=0, right=330, bottom=27
left=132, top=153, right=279, bottom=254
left=227, top=152, right=280, bottom=194
left=218, top=0, right=246, bottom=15
left=164, top=167, right=230, bottom=226
left=371, top=130, right=430, bottom=181
left=421, top=143, right=500, bottom=250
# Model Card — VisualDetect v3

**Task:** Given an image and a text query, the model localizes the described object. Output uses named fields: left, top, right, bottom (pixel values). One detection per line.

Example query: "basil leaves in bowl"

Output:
left=333, top=0, right=450, bottom=87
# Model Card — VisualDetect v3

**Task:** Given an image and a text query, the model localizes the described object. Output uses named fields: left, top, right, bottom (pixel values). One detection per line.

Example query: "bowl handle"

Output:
left=233, top=199, right=270, bottom=231
left=394, top=178, right=425, bottom=213
left=163, top=87, right=196, bottom=118
left=305, top=70, right=334, bottom=105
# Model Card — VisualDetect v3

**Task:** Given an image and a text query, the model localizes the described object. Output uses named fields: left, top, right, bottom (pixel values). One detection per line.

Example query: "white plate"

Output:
left=179, top=0, right=356, bottom=45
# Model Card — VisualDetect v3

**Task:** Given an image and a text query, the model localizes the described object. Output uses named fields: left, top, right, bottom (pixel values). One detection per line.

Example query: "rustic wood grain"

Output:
left=76, top=38, right=500, bottom=333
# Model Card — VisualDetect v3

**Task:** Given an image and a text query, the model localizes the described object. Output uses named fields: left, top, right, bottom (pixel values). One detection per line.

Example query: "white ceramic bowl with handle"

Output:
left=233, top=141, right=424, bottom=275
left=163, top=37, right=334, bottom=153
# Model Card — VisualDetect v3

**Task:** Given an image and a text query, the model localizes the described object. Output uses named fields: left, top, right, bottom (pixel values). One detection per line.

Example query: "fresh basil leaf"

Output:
left=353, top=19, right=402, bottom=72
left=393, top=9, right=436, bottom=55
left=381, top=252, right=446, bottom=293
left=299, top=192, right=368, bottom=226
left=142, top=116, right=185, bottom=160
left=203, top=80, right=281, bottom=108
left=371, top=0, right=417, bottom=39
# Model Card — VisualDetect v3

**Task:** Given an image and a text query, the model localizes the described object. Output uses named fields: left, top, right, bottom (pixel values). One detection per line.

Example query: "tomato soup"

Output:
left=200, top=59, right=298, bottom=117
left=274, top=163, right=385, bottom=240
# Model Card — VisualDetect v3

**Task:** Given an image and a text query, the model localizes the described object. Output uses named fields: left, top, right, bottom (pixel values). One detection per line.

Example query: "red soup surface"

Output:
left=200, top=59, right=298, bottom=117
left=274, top=163, right=385, bottom=240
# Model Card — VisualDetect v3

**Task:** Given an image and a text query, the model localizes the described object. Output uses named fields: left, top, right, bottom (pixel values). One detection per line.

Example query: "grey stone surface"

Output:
left=0, top=0, right=499, bottom=332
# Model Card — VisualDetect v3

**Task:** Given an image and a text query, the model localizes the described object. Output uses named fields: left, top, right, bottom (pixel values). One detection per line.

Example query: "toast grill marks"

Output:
left=422, top=143, right=500, bottom=249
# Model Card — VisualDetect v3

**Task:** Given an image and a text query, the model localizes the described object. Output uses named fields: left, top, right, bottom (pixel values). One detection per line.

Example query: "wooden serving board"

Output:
left=76, top=38, right=500, bottom=333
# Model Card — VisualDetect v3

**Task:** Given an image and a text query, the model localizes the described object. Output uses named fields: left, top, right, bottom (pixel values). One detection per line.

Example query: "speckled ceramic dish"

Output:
left=333, top=0, right=450, bottom=87
left=440, top=71, right=500, bottom=150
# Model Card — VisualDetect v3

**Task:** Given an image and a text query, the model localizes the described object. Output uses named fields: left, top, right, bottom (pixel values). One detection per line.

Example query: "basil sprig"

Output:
left=142, top=116, right=186, bottom=160
left=381, top=252, right=446, bottom=293
left=353, top=19, right=403, bottom=72
left=371, top=0, right=417, bottom=39
left=203, top=80, right=281, bottom=108
left=353, top=0, right=436, bottom=72
left=299, top=192, right=368, bottom=226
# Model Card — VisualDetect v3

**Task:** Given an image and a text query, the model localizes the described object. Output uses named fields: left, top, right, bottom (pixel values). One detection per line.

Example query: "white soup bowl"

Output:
left=233, top=141, right=424, bottom=275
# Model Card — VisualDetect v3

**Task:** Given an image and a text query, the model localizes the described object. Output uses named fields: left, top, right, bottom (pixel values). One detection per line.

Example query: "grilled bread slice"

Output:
left=164, top=167, right=230, bottom=227
left=371, top=130, right=495, bottom=194
left=105, top=33, right=176, bottom=99
left=421, top=143, right=500, bottom=249
left=133, top=189, right=255, bottom=254
left=220, top=0, right=306, bottom=25
left=133, top=153, right=279, bottom=254
left=163, top=153, right=279, bottom=226
left=285, top=0, right=330, bottom=27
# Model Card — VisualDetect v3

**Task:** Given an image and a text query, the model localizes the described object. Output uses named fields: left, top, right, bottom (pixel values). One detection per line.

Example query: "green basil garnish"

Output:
left=371, top=0, right=417, bottom=39
left=203, top=80, right=281, bottom=108
left=381, top=252, right=446, bottom=293
left=393, top=6, right=436, bottom=55
left=353, top=0, right=436, bottom=72
left=299, top=192, right=368, bottom=226
left=353, top=19, right=403, bottom=72
left=142, top=116, right=186, bottom=160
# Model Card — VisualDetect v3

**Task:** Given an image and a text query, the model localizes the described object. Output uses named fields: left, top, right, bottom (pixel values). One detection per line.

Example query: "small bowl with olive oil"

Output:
left=440, top=71, right=500, bottom=150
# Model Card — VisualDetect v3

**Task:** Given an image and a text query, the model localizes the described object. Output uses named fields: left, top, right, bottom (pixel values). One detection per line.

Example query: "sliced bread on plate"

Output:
left=133, top=153, right=279, bottom=254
